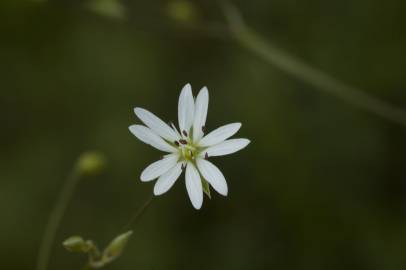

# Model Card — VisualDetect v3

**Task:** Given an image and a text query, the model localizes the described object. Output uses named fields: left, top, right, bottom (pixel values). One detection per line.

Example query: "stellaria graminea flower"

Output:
left=129, top=84, right=250, bottom=209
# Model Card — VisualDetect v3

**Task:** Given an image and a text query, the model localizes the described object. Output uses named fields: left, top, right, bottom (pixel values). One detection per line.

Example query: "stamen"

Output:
left=204, top=152, right=209, bottom=160
left=174, top=141, right=180, bottom=146
left=202, top=125, right=206, bottom=133
left=182, top=130, right=188, bottom=137
left=179, top=139, right=187, bottom=145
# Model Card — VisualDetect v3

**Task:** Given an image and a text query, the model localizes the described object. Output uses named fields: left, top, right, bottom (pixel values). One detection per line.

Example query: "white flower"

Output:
left=129, top=83, right=250, bottom=209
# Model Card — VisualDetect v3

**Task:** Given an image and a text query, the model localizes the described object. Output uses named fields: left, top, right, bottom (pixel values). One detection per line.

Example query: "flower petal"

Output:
left=178, top=83, right=195, bottom=134
left=200, top=138, right=250, bottom=157
left=185, top=162, right=203, bottom=209
left=140, top=154, right=179, bottom=182
left=198, top=123, right=241, bottom=147
left=153, top=162, right=183, bottom=195
left=129, top=125, right=177, bottom=152
left=193, top=87, right=209, bottom=143
left=196, top=158, right=228, bottom=196
left=134, top=107, right=180, bottom=141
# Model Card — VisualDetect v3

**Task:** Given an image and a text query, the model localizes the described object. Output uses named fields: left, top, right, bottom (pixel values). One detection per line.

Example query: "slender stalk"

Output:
left=121, top=194, right=154, bottom=232
left=221, top=2, right=406, bottom=127
left=36, top=168, right=82, bottom=270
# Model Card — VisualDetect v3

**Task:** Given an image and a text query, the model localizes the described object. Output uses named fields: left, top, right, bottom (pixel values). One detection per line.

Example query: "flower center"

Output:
left=172, top=128, right=208, bottom=163
left=178, top=139, right=198, bottom=162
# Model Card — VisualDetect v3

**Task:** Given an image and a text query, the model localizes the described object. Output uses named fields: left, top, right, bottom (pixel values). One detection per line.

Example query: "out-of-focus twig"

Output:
left=221, top=1, right=406, bottom=127
left=36, top=152, right=105, bottom=270
left=36, top=169, right=81, bottom=270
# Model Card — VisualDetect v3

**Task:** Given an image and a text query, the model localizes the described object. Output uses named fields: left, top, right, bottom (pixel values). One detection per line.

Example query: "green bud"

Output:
left=87, top=0, right=126, bottom=20
left=166, top=0, right=198, bottom=25
left=103, top=231, right=133, bottom=260
left=76, top=151, right=106, bottom=176
left=63, top=236, right=91, bottom=253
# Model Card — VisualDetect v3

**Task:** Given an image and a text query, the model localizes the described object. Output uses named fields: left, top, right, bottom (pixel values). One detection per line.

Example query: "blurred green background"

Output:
left=1, top=0, right=406, bottom=269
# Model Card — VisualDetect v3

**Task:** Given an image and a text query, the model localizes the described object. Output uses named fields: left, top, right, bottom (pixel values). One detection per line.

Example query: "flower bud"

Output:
left=76, top=151, right=106, bottom=176
left=103, top=231, right=133, bottom=260
left=63, top=236, right=91, bottom=253
left=166, top=0, right=198, bottom=25
left=87, top=0, right=126, bottom=20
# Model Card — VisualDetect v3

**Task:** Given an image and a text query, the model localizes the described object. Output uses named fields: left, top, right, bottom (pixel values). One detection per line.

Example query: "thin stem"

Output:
left=36, top=168, right=82, bottom=270
left=221, top=2, right=406, bottom=127
left=121, top=194, right=154, bottom=232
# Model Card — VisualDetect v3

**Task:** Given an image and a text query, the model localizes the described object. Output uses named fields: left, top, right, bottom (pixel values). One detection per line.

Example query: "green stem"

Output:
left=222, top=2, right=406, bottom=127
left=121, top=194, right=154, bottom=232
left=36, top=168, right=82, bottom=270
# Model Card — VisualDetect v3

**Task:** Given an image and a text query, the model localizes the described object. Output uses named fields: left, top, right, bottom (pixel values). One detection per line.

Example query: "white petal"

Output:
left=134, top=107, right=180, bottom=142
left=129, top=125, right=177, bottom=152
left=196, top=158, right=228, bottom=196
left=193, top=87, right=209, bottom=143
left=178, top=83, right=195, bottom=134
left=140, top=154, right=179, bottom=182
left=200, top=138, right=250, bottom=157
left=198, top=123, right=242, bottom=147
left=185, top=162, right=203, bottom=209
left=153, top=162, right=183, bottom=195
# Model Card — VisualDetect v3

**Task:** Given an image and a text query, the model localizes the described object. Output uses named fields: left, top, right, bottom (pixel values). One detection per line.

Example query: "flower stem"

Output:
left=121, top=194, right=154, bottom=232
left=36, top=168, right=82, bottom=270
left=221, top=2, right=406, bottom=127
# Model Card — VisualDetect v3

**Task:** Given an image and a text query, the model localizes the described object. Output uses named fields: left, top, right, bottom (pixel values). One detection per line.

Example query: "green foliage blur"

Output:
left=1, top=0, right=406, bottom=269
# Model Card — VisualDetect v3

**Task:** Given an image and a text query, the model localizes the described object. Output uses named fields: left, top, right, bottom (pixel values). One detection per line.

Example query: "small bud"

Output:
left=179, top=139, right=187, bottom=145
left=103, top=231, right=133, bottom=260
left=63, top=236, right=91, bottom=253
left=166, top=0, right=198, bottom=25
left=87, top=0, right=126, bottom=20
left=182, top=130, right=188, bottom=137
left=77, top=151, right=106, bottom=176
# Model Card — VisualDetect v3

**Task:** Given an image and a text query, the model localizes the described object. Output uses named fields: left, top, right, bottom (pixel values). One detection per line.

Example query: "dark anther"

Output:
left=182, top=130, right=188, bottom=137
left=205, top=152, right=209, bottom=160
left=179, top=139, right=187, bottom=145
left=202, top=125, right=206, bottom=133
left=174, top=141, right=180, bottom=146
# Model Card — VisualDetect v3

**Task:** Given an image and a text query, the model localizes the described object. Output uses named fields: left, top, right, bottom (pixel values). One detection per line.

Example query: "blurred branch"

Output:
left=36, top=152, right=106, bottom=270
left=221, top=2, right=406, bottom=127
left=36, top=169, right=81, bottom=270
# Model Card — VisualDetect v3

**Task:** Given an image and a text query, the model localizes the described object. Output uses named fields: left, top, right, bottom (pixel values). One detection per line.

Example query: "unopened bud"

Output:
left=166, top=0, right=198, bottom=25
left=103, top=231, right=133, bottom=260
left=87, top=0, right=126, bottom=20
left=63, top=236, right=91, bottom=253
left=77, top=151, right=106, bottom=176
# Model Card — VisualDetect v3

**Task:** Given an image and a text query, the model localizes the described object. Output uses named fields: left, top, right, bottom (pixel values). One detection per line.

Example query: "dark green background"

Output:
left=1, top=0, right=406, bottom=269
